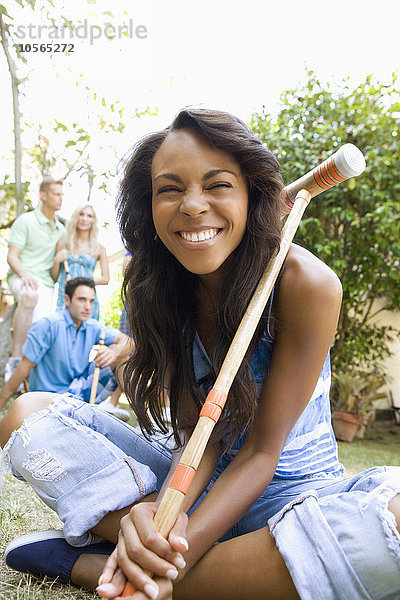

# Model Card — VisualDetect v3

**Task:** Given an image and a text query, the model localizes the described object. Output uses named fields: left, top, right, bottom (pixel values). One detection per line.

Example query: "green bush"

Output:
left=100, top=285, right=123, bottom=329
left=251, top=71, right=400, bottom=374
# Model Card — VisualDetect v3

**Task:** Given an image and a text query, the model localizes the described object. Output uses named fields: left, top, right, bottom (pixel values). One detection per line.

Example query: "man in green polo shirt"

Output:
left=5, top=178, right=65, bottom=383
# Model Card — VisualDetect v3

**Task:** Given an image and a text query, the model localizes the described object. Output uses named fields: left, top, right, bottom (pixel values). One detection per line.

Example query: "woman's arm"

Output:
left=93, top=244, right=110, bottom=285
left=179, top=244, right=343, bottom=575
left=98, top=431, right=220, bottom=599
left=51, top=240, right=68, bottom=281
left=98, top=408, right=221, bottom=599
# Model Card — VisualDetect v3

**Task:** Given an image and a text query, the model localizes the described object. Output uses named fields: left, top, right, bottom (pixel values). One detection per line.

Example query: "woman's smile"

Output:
left=177, top=227, right=222, bottom=244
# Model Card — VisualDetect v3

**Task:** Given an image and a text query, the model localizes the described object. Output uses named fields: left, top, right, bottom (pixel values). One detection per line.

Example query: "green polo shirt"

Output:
left=8, top=208, right=65, bottom=287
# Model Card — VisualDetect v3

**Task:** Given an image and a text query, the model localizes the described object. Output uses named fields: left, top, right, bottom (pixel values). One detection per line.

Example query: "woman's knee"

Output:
left=388, top=493, right=400, bottom=534
left=0, top=392, right=57, bottom=448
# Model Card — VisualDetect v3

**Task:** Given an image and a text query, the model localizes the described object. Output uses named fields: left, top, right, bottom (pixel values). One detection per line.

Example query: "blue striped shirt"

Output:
left=193, top=330, right=344, bottom=479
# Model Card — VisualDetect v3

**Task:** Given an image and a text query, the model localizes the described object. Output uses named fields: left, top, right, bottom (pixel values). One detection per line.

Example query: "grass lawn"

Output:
left=0, top=394, right=138, bottom=600
left=337, top=421, right=400, bottom=475
left=1, top=399, right=400, bottom=599
left=0, top=471, right=97, bottom=600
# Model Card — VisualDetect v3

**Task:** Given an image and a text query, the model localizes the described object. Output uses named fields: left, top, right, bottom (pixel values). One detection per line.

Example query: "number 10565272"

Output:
left=16, top=43, right=74, bottom=52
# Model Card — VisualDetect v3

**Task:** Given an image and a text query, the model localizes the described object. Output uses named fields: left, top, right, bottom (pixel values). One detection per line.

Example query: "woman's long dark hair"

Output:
left=117, top=108, right=283, bottom=450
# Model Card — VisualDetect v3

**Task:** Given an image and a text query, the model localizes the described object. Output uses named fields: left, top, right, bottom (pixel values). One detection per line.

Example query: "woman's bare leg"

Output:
left=174, top=525, right=299, bottom=600
left=389, top=493, right=400, bottom=533
left=0, top=392, right=57, bottom=447
left=71, top=555, right=109, bottom=589
left=173, top=492, right=400, bottom=600
left=71, top=523, right=299, bottom=596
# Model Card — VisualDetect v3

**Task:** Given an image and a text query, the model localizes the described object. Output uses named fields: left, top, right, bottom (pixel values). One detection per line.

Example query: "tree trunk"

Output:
left=0, top=304, right=15, bottom=382
left=0, top=9, right=23, bottom=216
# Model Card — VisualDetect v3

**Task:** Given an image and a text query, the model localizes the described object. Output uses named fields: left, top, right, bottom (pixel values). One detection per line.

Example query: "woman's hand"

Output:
left=96, top=552, right=173, bottom=600
left=96, top=502, right=189, bottom=600
left=54, top=248, right=69, bottom=264
left=96, top=550, right=127, bottom=598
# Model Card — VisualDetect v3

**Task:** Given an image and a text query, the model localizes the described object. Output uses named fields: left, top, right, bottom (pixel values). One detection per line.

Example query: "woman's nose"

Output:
left=179, top=191, right=209, bottom=217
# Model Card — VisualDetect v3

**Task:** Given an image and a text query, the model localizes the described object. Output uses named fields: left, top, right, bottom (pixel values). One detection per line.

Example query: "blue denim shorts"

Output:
left=1, top=394, right=170, bottom=545
left=2, top=394, right=400, bottom=599
left=269, top=469, right=400, bottom=600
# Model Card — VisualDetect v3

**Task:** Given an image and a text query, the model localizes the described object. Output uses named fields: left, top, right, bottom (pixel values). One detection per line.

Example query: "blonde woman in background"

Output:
left=52, top=204, right=109, bottom=319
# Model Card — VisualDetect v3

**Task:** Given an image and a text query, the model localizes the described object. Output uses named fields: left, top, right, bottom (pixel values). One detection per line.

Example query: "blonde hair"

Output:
left=65, top=204, right=100, bottom=257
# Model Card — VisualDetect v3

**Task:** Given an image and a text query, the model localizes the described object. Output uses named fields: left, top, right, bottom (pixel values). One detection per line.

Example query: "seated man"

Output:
left=0, top=277, right=131, bottom=421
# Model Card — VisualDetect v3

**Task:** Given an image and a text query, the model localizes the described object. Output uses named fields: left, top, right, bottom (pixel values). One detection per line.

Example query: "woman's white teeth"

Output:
left=180, top=229, right=219, bottom=242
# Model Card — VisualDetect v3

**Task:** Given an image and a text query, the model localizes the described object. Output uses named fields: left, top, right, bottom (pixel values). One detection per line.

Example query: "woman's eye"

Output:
left=157, top=186, right=182, bottom=194
left=208, top=182, right=232, bottom=190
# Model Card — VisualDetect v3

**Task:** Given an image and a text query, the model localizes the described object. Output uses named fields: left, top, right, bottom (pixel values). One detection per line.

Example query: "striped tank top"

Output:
left=192, top=318, right=343, bottom=480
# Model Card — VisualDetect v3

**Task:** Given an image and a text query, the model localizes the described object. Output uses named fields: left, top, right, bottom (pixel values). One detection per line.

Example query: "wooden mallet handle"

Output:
left=121, top=144, right=366, bottom=597
left=281, top=143, right=366, bottom=216
left=64, top=259, right=70, bottom=281
left=89, top=330, right=105, bottom=405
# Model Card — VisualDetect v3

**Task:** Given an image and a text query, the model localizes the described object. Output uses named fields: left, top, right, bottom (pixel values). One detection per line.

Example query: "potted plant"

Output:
left=331, top=369, right=387, bottom=442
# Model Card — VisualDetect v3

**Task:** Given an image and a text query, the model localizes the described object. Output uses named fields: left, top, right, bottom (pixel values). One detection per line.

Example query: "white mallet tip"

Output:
left=334, top=143, right=366, bottom=178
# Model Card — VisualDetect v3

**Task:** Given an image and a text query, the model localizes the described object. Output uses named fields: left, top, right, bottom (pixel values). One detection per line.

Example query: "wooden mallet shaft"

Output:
left=89, top=330, right=105, bottom=405
left=64, top=259, right=70, bottom=281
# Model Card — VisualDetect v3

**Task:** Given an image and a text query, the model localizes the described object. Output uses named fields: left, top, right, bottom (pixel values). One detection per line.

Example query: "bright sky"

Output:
left=1, top=0, right=399, bottom=274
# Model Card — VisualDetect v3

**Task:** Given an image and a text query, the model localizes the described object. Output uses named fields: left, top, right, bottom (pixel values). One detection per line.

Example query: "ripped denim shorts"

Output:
left=269, top=468, right=400, bottom=600
left=1, top=394, right=171, bottom=545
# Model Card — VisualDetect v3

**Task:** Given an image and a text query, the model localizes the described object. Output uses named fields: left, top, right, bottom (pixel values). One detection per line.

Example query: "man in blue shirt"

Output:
left=0, top=277, right=131, bottom=421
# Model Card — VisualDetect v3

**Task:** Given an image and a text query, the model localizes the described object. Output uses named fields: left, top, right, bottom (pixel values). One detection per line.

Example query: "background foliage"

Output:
left=251, top=71, right=400, bottom=375
left=0, top=0, right=156, bottom=230
left=100, top=284, right=123, bottom=329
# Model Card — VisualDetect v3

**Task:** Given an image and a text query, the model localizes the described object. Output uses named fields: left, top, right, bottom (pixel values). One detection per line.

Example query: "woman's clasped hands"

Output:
left=96, top=502, right=189, bottom=600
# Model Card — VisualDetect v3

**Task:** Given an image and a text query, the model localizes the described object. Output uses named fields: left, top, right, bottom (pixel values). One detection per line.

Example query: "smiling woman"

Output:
left=120, top=109, right=283, bottom=443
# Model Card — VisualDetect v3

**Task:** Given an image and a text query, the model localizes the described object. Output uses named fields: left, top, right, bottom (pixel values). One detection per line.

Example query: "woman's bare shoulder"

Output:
left=280, top=244, right=342, bottom=306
